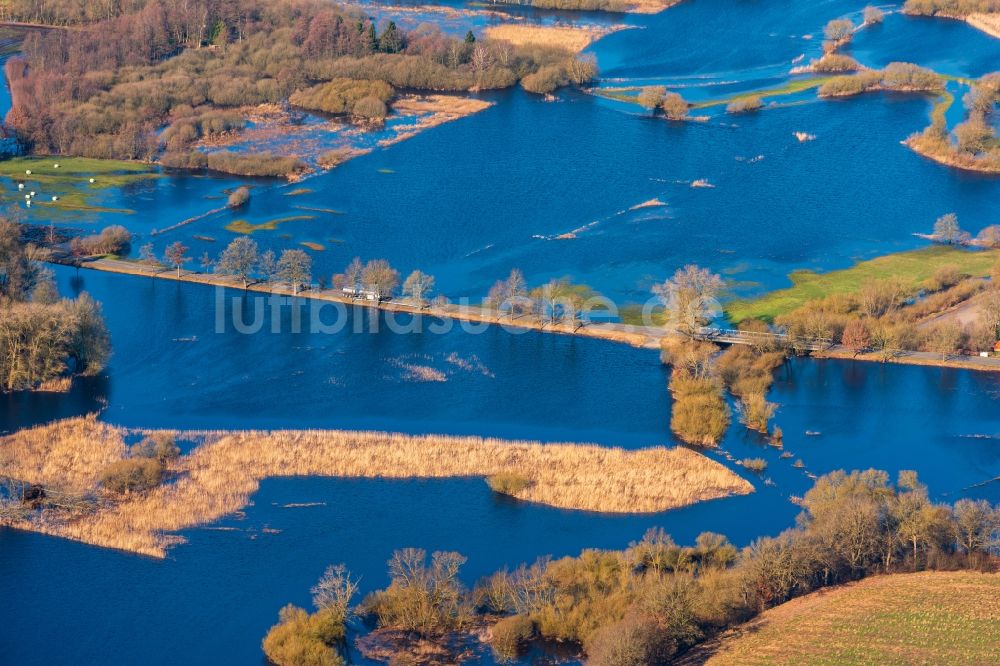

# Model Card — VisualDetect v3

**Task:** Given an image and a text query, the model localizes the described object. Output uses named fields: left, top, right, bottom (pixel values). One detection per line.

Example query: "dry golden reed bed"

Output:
left=967, top=13, right=1000, bottom=39
left=483, top=24, right=625, bottom=54
left=1, top=416, right=751, bottom=558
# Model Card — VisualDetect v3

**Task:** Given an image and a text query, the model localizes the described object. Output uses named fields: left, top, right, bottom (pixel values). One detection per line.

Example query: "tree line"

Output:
left=5, top=0, right=596, bottom=167
left=0, top=219, right=110, bottom=392
left=262, top=468, right=1000, bottom=665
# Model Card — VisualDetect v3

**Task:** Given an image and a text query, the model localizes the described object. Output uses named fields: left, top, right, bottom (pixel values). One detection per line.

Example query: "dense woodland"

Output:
left=263, top=469, right=1000, bottom=666
left=3, top=0, right=594, bottom=169
left=0, top=220, right=110, bottom=392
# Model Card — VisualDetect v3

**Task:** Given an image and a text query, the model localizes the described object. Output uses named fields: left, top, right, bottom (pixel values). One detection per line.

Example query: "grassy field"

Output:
left=688, top=571, right=1000, bottom=665
left=0, top=156, right=158, bottom=214
left=726, top=246, right=1000, bottom=323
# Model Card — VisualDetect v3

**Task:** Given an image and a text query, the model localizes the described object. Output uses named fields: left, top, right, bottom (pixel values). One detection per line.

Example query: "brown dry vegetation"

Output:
left=685, top=571, right=1000, bottom=665
left=0, top=416, right=752, bottom=557
left=483, top=24, right=622, bottom=54
left=968, top=12, right=1000, bottom=37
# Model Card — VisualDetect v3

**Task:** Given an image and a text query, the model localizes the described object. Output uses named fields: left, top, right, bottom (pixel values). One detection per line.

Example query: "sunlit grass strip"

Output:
left=929, top=90, right=955, bottom=128
left=726, top=246, right=1000, bottom=323
left=1, top=417, right=753, bottom=558
left=593, top=77, right=835, bottom=109
left=691, top=77, right=836, bottom=110
left=699, top=571, right=1000, bottom=665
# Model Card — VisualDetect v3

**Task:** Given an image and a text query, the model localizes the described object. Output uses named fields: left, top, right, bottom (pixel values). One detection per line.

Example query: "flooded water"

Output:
left=2, top=267, right=1000, bottom=664
left=3, top=1, right=1000, bottom=663
left=3, top=2, right=999, bottom=306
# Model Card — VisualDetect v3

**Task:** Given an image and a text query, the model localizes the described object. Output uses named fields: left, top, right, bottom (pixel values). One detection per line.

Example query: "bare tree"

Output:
left=402, top=270, right=435, bottom=306
left=216, top=237, right=259, bottom=288
left=637, top=86, right=666, bottom=114
left=660, top=92, right=689, bottom=120
left=277, top=249, right=312, bottom=295
left=933, top=213, right=962, bottom=244
left=858, top=278, right=906, bottom=318
left=311, top=563, right=360, bottom=620
left=138, top=242, right=159, bottom=267
left=257, top=249, right=277, bottom=284
left=362, top=259, right=399, bottom=300
left=344, top=257, right=364, bottom=294
left=840, top=318, right=870, bottom=356
left=653, top=265, right=724, bottom=333
left=199, top=251, right=214, bottom=273
left=163, top=241, right=189, bottom=277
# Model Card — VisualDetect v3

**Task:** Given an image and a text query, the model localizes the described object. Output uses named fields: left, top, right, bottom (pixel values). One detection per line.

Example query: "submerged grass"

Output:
left=726, top=246, right=1000, bottom=323
left=692, top=77, right=836, bottom=110
left=0, top=156, right=157, bottom=213
left=595, top=77, right=835, bottom=110
left=225, top=215, right=316, bottom=234
left=1, top=417, right=752, bottom=557
left=0, top=156, right=158, bottom=188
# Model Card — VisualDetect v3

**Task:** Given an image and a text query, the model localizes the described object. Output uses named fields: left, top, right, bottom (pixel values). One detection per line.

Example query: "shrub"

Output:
left=812, top=54, right=861, bottom=73
left=490, top=614, right=535, bottom=661
left=670, top=383, right=729, bottom=446
left=881, top=62, right=945, bottom=91
left=741, top=458, right=768, bottom=473
left=486, top=472, right=532, bottom=496
left=736, top=392, right=776, bottom=433
left=361, top=549, right=472, bottom=637
left=317, top=149, right=354, bottom=169
left=923, top=264, right=964, bottom=292
left=864, top=6, right=885, bottom=23
left=160, top=150, right=208, bottom=169
left=227, top=186, right=250, bottom=208
left=71, top=225, right=133, bottom=257
left=585, top=615, right=676, bottom=666
left=262, top=605, right=344, bottom=666
left=636, top=86, right=666, bottom=112
left=819, top=75, right=867, bottom=97
left=207, top=152, right=306, bottom=178
left=352, top=95, right=388, bottom=121
left=824, top=19, right=855, bottom=43
left=661, top=92, right=689, bottom=120
left=288, top=79, right=394, bottom=116
left=130, top=433, right=180, bottom=461
left=726, top=95, right=763, bottom=113
left=520, top=64, right=565, bottom=94
left=100, top=458, right=163, bottom=494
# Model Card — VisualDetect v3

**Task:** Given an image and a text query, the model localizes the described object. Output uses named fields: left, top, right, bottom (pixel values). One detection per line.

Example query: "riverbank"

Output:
left=54, top=255, right=671, bottom=348
left=51, top=255, right=1000, bottom=372
left=812, top=345, right=1000, bottom=373
left=0, top=416, right=752, bottom=557
left=968, top=12, right=1000, bottom=39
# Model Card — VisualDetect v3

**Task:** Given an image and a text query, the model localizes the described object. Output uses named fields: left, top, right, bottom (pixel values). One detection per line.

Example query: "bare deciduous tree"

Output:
left=653, top=265, right=724, bottom=333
